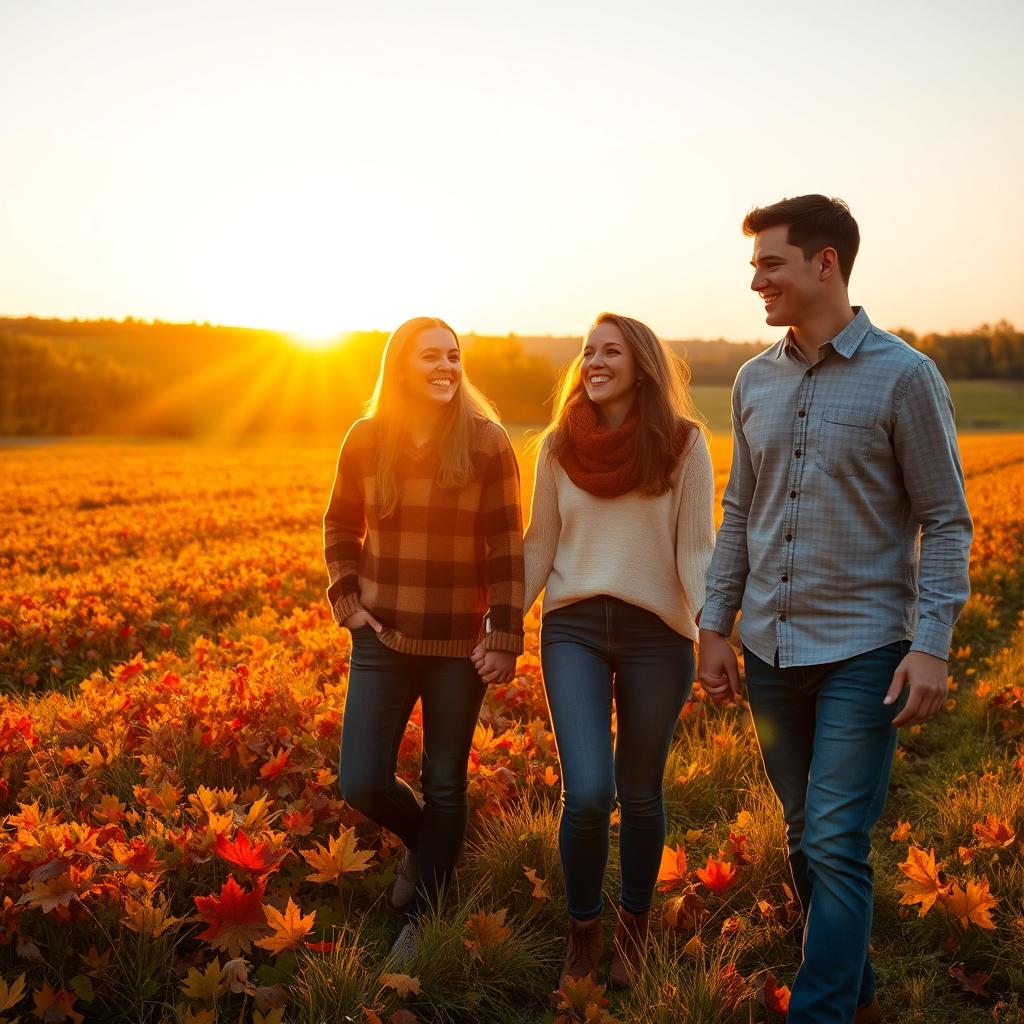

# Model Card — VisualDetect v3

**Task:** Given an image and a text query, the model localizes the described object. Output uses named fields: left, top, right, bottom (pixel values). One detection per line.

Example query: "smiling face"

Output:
left=400, top=326, right=462, bottom=407
left=581, top=321, right=638, bottom=411
left=750, top=224, right=825, bottom=328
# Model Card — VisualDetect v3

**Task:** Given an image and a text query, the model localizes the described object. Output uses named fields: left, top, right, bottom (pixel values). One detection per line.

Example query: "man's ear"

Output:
left=818, top=246, right=840, bottom=280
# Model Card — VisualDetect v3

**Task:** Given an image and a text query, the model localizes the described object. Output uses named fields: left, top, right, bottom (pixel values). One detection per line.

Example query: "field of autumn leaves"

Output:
left=2, top=432, right=1024, bottom=1024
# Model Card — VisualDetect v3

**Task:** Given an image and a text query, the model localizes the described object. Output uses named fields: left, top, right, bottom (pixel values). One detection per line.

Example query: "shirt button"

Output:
left=790, top=490, right=797, bottom=499
left=781, top=574, right=789, bottom=582
left=798, top=409, right=806, bottom=417
left=795, top=449, right=802, bottom=458
left=779, top=613, right=787, bottom=621
left=785, top=533, right=793, bottom=542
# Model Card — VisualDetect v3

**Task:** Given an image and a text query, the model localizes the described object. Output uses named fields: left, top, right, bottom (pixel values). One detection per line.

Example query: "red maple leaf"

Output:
left=695, top=853, right=739, bottom=893
left=758, top=971, right=791, bottom=1014
left=194, top=874, right=268, bottom=956
left=215, top=831, right=285, bottom=875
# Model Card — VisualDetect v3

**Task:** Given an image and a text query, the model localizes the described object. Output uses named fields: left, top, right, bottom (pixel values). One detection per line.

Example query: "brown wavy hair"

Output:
left=365, top=316, right=498, bottom=517
left=536, top=312, right=703, bottom=495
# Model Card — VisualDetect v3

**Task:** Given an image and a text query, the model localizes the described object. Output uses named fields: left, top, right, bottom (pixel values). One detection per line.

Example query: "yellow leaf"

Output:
left=0, top=972, right=25, bottom=1012
left=255, top=897, right=316, bottom=953
left=254, top=1011, right=286, bottom=1024
left=300, top=827, right=375, bottom=884
left=181, top=958, right=226, bottom=1001
left=656, top=844, right=688, bottom=893
left=683, top=934, right=703, bottom=958
left=380, top=973, right=421, bottom=997
left=896, top=846, right=948, bottom=917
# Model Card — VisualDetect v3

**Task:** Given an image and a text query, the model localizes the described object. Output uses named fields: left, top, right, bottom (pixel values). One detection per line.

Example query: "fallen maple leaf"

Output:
left=216, top=831, right=285, bottom=875
left=939, top=879, right=998, bottom=930
left=31, top=982, right=84, bottom=1024
left=380, top=973, right=421, bottom=997
left=889, top=820, right=913, bottom=842
left=663, top=888, right=707, bottom=930
left=695, top=853, right=739, bottom=893
left=464, top=907, right=512, bottom=959
left=524, top=866, right=550, bottom=901
left=256, top=897, right=316, bottom=953
left=181, top=958, right=226, bottom=1001
left=896, top=846, right=948, bottom=917
left=973, top=814, right=1016, bottom=849
left=757, top=971, right=791, bottom=1014
left=657, top=844, right=689, bottom=893
left=301, top=827, right=375, bottom=884
left=194, top=875, right=268, bottom=956
left=0, top=973, right=25, bottom=1013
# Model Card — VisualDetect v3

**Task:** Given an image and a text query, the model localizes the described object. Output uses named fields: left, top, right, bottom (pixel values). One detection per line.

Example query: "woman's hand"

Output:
left=471, top=643, right=516, bottom=684
left=343, top=606, right=383, bottom=632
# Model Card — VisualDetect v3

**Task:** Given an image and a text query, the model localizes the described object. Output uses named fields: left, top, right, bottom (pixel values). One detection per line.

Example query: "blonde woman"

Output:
left=324, top=317, right=525, bottom=959
left=516, top=313, right=714, bottom=987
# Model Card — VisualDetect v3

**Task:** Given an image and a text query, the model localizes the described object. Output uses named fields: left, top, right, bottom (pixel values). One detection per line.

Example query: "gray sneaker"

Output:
left=388, top=920, right=419, bottom=964
left=390, top=846, right=418, bottom=909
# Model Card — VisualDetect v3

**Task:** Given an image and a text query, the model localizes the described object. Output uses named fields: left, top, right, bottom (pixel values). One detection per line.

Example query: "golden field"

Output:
left=1, top=434, right=1023, bottom=1023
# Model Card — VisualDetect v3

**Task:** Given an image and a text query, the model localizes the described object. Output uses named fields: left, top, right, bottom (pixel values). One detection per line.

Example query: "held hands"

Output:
left=342, top=606, right=383, bottom=632
left=470, top=641, right=517, bottom=685
left=885, top=650, right=949, bottom=727
left=698, top=629, right=743, bottom=704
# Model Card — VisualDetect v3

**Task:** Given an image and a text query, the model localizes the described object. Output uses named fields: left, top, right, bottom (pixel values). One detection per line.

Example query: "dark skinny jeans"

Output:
left=541, top=596, right=694, bottom=919
left=338, top=626, right=486, bottom=915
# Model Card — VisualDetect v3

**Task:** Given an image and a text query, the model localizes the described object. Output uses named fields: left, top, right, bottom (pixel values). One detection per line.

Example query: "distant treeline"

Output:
left=0, top=317, right=1020, bottom=437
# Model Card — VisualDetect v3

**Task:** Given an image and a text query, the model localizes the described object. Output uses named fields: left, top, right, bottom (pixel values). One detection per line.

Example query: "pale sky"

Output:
left=2, top=0, right=1022, bottom=342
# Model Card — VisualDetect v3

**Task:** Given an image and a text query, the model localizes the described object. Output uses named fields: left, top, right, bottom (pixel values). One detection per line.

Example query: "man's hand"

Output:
left=472, top=648, right=516, bottom=685
left=342, top=606, right=383, bottom=632
left=698, top=629, right=742, bottom=704
left=885, top=651, right=949, bottom=727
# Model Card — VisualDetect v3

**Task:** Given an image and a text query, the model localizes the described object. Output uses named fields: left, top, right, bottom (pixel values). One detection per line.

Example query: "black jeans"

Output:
left=338, top=626, right=486, bottom=914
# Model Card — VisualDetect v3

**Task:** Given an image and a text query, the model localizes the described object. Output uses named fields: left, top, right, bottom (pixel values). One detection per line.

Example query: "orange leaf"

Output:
left=656, top=844, right=688, bottom=893
left=758, top=971, right=791, bottom=1014
left=31, top=982, right=84, bottom=1024
left=256, top=897, right=316, bottom=953
left=889, top=820, right=913, bottom=842
left=896, top=846, right=947, bottom=917
left=972, top=814, right=1016, bottom=849
left=695, top=853, right=738, bottom=893
left=663, top=888, right=707, bottom=931
left=300, top=827, right=375, bottom=885
left=464, top=908, right=512, bottom=960
left=939, top=879, right=998, bottom=930
left=380, top=973, right=421, bottom=997
left=194, top=874, right=268, bottom=956
left=524, top=867, right=550, bottom=902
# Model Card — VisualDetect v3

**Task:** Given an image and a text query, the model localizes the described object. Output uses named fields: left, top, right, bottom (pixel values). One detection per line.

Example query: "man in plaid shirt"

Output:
left=699, top=196, right=972, bottom=1024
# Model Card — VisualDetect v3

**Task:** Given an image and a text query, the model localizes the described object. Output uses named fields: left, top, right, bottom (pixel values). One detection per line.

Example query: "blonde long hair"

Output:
left=538, top=312, right=703, bottom=495
left=365, top=317, right=498, bottom=517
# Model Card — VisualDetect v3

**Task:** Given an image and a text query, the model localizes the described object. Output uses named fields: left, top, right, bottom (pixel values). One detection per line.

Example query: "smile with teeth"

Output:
left=429, top=378, right=453, bottom=388
left=589, top=375, right=612, bottom=385
left=761, top=292, right=780, bottom=306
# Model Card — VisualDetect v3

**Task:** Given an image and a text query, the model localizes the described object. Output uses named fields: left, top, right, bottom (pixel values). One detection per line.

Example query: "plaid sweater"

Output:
left=324, top=416, right=525, bottom=657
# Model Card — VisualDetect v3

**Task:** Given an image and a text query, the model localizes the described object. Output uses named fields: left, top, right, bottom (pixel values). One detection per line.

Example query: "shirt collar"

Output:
left=775, top=306, right=872, bottom=361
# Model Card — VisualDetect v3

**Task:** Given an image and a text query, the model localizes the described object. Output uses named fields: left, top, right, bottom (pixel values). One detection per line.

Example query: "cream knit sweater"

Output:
left=523, top=428, right=716, bottom=641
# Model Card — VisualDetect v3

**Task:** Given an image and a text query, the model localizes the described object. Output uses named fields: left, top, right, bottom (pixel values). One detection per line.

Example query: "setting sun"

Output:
left=286, top=330, right=346, bottom=351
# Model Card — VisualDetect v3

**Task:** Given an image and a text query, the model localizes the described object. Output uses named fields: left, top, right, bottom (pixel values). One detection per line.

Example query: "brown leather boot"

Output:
left=559, top=913, right=603, bottom=987
left=854, top=996, right=881, bottom=1024
left=608, top=905, right=649, bottom=988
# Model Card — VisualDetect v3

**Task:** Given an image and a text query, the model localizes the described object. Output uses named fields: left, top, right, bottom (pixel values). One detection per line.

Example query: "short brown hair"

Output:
left=743, top=195, right=860, bottom=283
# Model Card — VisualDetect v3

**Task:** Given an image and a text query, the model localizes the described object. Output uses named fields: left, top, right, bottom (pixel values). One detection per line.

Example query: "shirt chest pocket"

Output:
left=815, top=406, right=878, bottom=479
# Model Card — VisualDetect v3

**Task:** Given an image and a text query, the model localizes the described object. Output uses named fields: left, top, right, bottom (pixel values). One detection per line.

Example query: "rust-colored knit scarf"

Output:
left=559, top=401, right=643, bottom=497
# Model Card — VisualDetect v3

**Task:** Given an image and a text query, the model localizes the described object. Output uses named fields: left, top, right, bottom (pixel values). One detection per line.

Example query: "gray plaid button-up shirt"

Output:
left=701, top=307, right=973, bottom=667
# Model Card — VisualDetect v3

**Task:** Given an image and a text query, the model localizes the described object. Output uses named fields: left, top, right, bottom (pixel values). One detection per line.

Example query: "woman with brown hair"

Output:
left=324, top=316, right=524, bottom=959
left=519, top=313, right=714, bottom=987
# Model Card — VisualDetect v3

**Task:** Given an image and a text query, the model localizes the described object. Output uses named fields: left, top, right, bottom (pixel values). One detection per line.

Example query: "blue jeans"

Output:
left=338, top=626, right=486, bottom=914
left=743, top=640, right=910, bottom=1024
left=541, top=597, right=694, bottom=919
